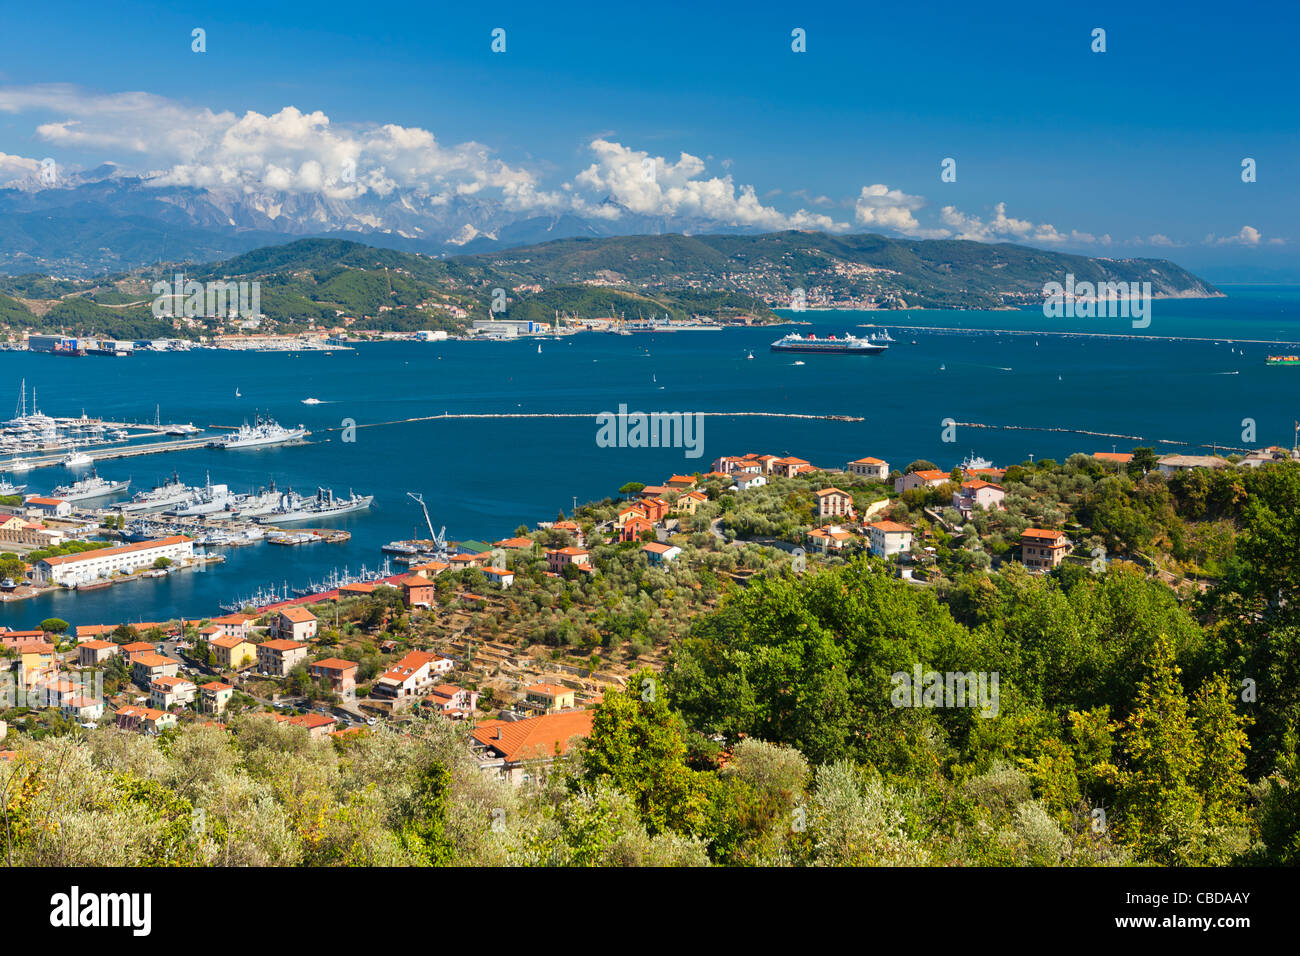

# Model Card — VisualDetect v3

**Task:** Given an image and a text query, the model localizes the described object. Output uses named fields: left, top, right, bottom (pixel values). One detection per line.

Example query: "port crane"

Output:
left=407, top=492, right=447, bottom=552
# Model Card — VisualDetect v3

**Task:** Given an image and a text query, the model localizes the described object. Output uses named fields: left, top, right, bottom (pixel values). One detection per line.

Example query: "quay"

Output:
left=320, top=411, right=865, bottom=434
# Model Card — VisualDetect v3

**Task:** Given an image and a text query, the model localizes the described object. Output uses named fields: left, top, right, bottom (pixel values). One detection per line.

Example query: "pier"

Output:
left=319, top=411, right=865, bottom=434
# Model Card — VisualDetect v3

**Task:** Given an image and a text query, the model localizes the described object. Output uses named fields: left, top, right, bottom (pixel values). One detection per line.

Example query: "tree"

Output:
left=152, top=557, right=172, bottom=569
left=399, top=761, right=453, bottom=865
left=582, top=672, right=711, bottom=836
left=38, top=618, right=68, bottom=635
left=904, top=460, right=939, bottom=474
left=1128, top=447, right=1159, bottom=477
left=618, top=481, right=646, bottom=497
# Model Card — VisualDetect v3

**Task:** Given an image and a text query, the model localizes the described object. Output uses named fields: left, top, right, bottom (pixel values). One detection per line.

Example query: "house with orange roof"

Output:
left=616, top=502, right=648, bottom=530
left=77, top=639, right=119, bottom=667
left=401, top=572, right=436, bottom=608
left=210, top=634, right=256, bottom=670
left=209, top=612, right=256, bottom=639
left=666, top=474, right=696, bottom=489
left=150, top=675, right=197, bottom=711
left=523, top=682, right=577, bottom=714
left=770, top=456, right=812, bottom=478
left=546, top=546, right=590, bottom=574
left=472, top=710, right=594, bottom=785
left=257, top=639, right=308, bottom=677
left=1, top=628, right=49, bottom=648
left=1020, top=528, right=1071, bottom=572
left=620, top=515, right=655, bottom=543
left=846, top=456, right=890, bottom=480
left=809, top=524, right=855, bottom=552
left=132, top=653, right=178, bottom=686
left=733, top=472, right=767, bottom=491
left=120, top=641, right=157, bottom=661
left=409, top=560, right=449, bottom=576
left=286, top=712, right=337, bottom=739
left=372, top=650, right=455, bottom=701
left=74, top=624, right=116, bottom=641
left=338, top=581, right=378, bottom=597
left=867, top=520, right=914, bottom=559
left=674, top=490, right=708, bottom=515
left=953, top=479, right=1006, bottom=519
left=642, top=541, right=682, bottom=565
left=494, top=536, right=535, bottom=550
left=815, top=487, right=855, bottom=519
left=1092, top=451, right=1134, bottom=464
left=551, top=520, right=585, bottom=545
left=484, top=566, right=514, bottom=588
left=423, top=683, right=479, bottom=718
left=23, top=496, right=72, bottom=518
left=309, top=657, right=359, bottom=698
left=894, top=469, right=951, bottom=493
left=272, top=606, right=317, bottom=642
left=61, top=695, right=104, bottom=722
left=115, top=705, right=176, bottom=735
left=200, top=681, right=235, bottom=714
left=0, top=514, right=63, bottom=548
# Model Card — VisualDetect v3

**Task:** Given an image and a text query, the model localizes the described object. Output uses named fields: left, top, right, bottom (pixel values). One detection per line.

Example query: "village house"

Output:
left=770, top=456, right=812, bottom=478
left=401, top=572, right=436, bottom=608
left=484, top=566, right=515, bottom=588
left=1, top=629, right=48, bottom=649
left=1092, top=451, right=1134, bottom=466
left=666, top=474, right=696, bottom=489
left=0, top=515, right=63, bottom=548
left=894, top=469, right=951, bottom=493
left=308, top=658, right=359, bottom=698
left=283, top=712, right=337, bottom=740
left=733, top=472, right=767, bottom=491
left=546, top=547, right=591, bottom=574
left=1020, top=528, right=1071, bottom=572
left=868, top=520, right=914, bottom=559
left=953, top=479, right=1007, bottom=519
left=472, top=710, right=595, bottom=786
left=372, top=650, right=455, bottom=701
left=620, top=516, right=655, bottom=543
left=61, top=696, right=104, bottom=723
left=616, top=502, right=648, bottom=529
left=115, top=705, right=176, bottom=735
left=674, top=490, right=708, bottom=515
left=815, top=487, right=855, bottom=519
left=74, top=624, right=116, bottom=641
left=77, top=640, right=119, bottom=667
left=338, top=581, right=378, bottom=598
left=494, top=536, right=535, bottom=551
left=200, top=681, right=234, bottom=714
left=257, top=639, right=309, bottom=677
left=210, top=634, right=257, bottom=670
left=642, top=541, right=682, bottom=565
left=637, top=496, right=671, bottom=523
left=209, top=612, right=256, bottom=639
left=120, top=641, right=157, bottom=662
left=808, top=525, right=854, bottom=552
left=551, top=520, right=585, bottom=545
left=132, top=653, right=178, bottom=686
left=15, top=643, right=56, bottom=689
left=272, top=606, right=318, bottom=642
left=846, top=456, right=890, bottom=480
left=1157, top=454, right=1231, bottom=476
left=424, top=683, right=479, bottom=718
left=523, top=682, right=577, bottom=715
left=150, top=676, right=197, bottom=711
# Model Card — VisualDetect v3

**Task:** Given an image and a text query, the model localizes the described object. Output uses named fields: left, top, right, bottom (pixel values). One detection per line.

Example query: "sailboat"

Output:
left=746, top=350, right=755, bottom=360
left=235, top=388, right=241, bottom=398
left=537, top=343, right=542, bottom=354
left=940, top=363, right=946, bottom=371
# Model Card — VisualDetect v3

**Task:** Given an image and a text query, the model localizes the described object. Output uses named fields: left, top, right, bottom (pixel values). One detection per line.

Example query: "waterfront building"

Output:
left=847, top=456, right=890, bottom=480
left=31, top=536, right=193, bottom=587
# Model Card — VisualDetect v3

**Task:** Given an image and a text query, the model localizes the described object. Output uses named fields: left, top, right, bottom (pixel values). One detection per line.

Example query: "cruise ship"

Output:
left=770, top=332, right=889, bottom=355
left=50, top=469, right=131, bottom=502
left=255, top=486, right=373, bottom=524
left=207, top=415, right=306, bottom=449
left=116, top=471, right=193, bottom=513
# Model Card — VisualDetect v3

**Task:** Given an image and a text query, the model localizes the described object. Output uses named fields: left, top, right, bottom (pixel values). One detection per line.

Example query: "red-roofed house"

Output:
left=1020, top=528, right=1071, bottom=572
left=272, top=606, right=317, bottom=642
left=642, top=541, right=681, bottom=565
left=472, top=710, right=594, bottom=785
left=546, top=547, right=590, bottom=574
left=846, top=456, right=890, bottom=480
left=401, top=573, right=436, bottom=608
left=309, top=658, right=359, bottom=698
left=210, top=634, right=256, bottom=670
left=115, top=705, right=176, bottom=735
left=257, top=639, right=308, bottom=676
left=372, top=650, right=454, bottom=701
left=523, top=682, right=577, bottom=714
left=953, top=479, right=1006, bottom=519
left=868, top=521, right=914, bottom=559
left=815, top=487, right=855, bottom=519
left=200, top=682, right=235, bottom=714
left=150, top=676, right=197, bottom=710
left=620, top=516, right=654, bottom=543
left=894, top=470, right=951, bottom=493
left=424, top=683, right=479, bottom=718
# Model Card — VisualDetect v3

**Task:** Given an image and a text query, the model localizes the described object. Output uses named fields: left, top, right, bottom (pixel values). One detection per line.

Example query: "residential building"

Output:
left=484, top=567, right=515, bottom=588
left=868, top=520, right=914, bottom=559
left=616, top=503, right=647, bottom=529
left=1157, top=454, right=1231, bottom=476
left=846, top=456, right=890, bottom=480
left=115, top=705, right=177, bottom=735
left=424, top=683, right=479, bottom=718
left=523, top=682, right=577, bottom=714
left=209, top=612, right=255, bottom=640
left=282, top=712, right=337, bottom=739
left=150, top=676, right=197, bottom=711
left=23, top=497, right=72, bottom=518
left=546, top=547, right=590, bottom=574
left=372, top=650, right=455, bottom=700
left=666, top=474, right=696, bottom=489
left=770, top=456, right=811, bottom=478
left=132, top=653, right=178, bottom=686
left=200, top=682, right=235, bottom=714
left=642, top=541, right=682, bottom=565
left=401, top=573, right=436, bottom=608
left=62, top=696, right=104, bottom=722
left=620, top=516, right=654, bottom=542
left=674, top=490, right=708, bottom=515
left=210, top=634, right=257, bottom=670
left=953, top=479, right=1006, bottom=519
left=272, top=607, right=318, bottom=642
left=472, top=710, right=595, bottom=785
left=808, top=525, right=854, bottom=552
left=308, top=658, right=359, bottom=698
left=77, top=640, right=119, bottom=667
left=0, top=515, right=63, bottom=548
left=894, top=469, right=950, bottom=493
left=257, top=639, right=309, bottom=677
left=733, top=473, right=767, bottom=491
left=1020, top=528, right=1071, bottom=572
left=815, top=487, right=855, bottom=519
left=31, top=535, right=194, bottom=586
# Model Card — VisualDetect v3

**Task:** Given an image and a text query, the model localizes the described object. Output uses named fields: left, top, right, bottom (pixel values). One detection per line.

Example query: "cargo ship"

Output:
left=1266, top=355, right=1300, bottom=365
left=770, top=332, right=889, bottom=355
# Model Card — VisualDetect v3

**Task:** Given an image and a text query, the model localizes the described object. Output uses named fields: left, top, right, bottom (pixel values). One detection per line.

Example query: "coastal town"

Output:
left=5, top=434, right=1294, bottom=787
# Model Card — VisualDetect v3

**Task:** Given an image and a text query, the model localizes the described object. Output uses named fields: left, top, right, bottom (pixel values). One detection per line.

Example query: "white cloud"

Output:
left=0, top=151, right=40, bottom=185
left=938, top=202, right=1076, bottom=243
left=853, top=184, right=948, bottom=238
left=1208, top=225, right=1264, bottom=246
left=569, top=138, right=844, bottom=230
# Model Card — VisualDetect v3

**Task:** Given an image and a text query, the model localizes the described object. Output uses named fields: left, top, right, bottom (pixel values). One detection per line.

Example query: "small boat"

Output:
left=940, top=364, right=946, bottom=371
left=302, top=398, right=322, bottom=405
left=746, top=351, right=754, bottom=360
left=537, top=344, right=542, bottom=354
left=793, top=360, right=805, bottom=366
left=235, top=388, right=241, bottom=398
left=65, top=450, right=92, bottom=468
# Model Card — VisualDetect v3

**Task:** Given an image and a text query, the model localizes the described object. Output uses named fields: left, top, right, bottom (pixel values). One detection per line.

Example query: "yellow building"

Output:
left=523, top=682, right=577, bottom=714
left=210, top=634, right=257, bottom=670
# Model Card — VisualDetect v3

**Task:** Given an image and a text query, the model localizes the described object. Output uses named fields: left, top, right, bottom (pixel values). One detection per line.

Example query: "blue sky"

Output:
left=0, top=0, right=1295, bottom=279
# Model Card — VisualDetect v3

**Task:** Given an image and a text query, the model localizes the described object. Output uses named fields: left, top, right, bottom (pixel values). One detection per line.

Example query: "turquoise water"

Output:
left=2, top=285, right=1297, bottom=628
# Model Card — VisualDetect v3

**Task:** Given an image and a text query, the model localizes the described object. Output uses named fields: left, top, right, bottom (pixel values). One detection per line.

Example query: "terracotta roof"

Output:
left=25, top=497, right=67, bottom=506
left=75, top=624, right=116, bottom=638
left=869, top=520, right=913, bottom=533
left=40, top=535, right=191, bottom=566
left=1092, top=452, right=1134, bottom=463
left=78, top=639, right=116, bottom=651
left=201, top=682, right=234, bottom=692
left=19, top=642, right=55, bottom=654
left=815, top=487, right=851, bottom=497
left=850, top=456, right=886, bottom=465
left=1022, top=528, right=1067, bottom=540
left=472, top=710, right=594, bottom=764
left=526, top=682, right=571, bottom=697
left=961, top=479, right=1004, bottom=491
left=278, top=606, right=317, bottom=623
left=309, top=657, right=358, bottom=672
left=210, top=634, right=248, bottom=649
left=494, top=537, right=534, bottom=548
left=259, top=639, right=306, bottom=652
left=150, top=676, right=195, bottom=691
left=134, top=653, right=173, bottom=668
left=910, top=469, right=949, bottom=482
left=121, top=641, right=155, bottom=653
left=642, top=541, right=678, bottom=554
left=288, top=713, right=336, bottom=730
left=402, top=573, right=434, bottom=586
